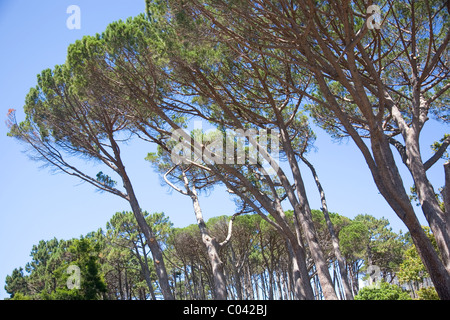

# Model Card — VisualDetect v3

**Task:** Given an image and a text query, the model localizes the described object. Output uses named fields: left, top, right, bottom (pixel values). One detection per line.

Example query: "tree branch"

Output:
left=424, top=136, right=450, bottom=171
left=389, top=137, right=408, bottom=166
left=163, top=165, right=188, bottom=195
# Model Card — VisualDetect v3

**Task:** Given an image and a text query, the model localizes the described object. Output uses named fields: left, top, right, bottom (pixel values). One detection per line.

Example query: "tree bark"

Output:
left=278, top=127, right=338, bottom=300
left=444, top=161, right=450, bottom=216
left=286, top=239, right=314, bottom=300
left=403, top=131, right=450, bottom=273
left=300, top=155, right=353, bottom=300
left=121, top=170, right=174, bottom=300
left=188, top=182, right=228, bottom=300
left=369, top=132, right=450, bottom=300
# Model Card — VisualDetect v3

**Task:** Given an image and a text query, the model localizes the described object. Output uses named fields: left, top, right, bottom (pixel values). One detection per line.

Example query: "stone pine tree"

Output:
left=56, top=13, right=317, bottom=300
left=147, top=138, right=238, bottom=300
left=7, top=58, right=174, bottom=299
left=176, top=0, right=450, bottom=299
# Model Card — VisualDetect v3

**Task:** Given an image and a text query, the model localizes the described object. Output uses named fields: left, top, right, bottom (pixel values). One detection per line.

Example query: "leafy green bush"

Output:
left=9, top=293, right=32, bottom=300
left=355, top=282, right=411, bottom=300
left=416, top=287, right=439, bottom=300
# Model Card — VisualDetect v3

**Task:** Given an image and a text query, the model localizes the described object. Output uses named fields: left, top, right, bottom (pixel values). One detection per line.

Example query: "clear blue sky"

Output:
left=0, top=0, right=447, bottom=300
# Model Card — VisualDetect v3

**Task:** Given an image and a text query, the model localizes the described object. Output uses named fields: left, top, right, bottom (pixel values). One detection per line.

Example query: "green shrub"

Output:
left=355, top=282, right=412, bottom=300
left=416, top=287, right=439, bottom=300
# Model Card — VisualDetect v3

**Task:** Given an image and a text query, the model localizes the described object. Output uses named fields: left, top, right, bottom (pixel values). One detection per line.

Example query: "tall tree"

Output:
left=7, top=54, right=174, bottom=299
left=177, top=0, right=450, bottom=299
left=148, top=141, right=239, bottom=300
left=65, top=237, right=107, bottom=300
left=61, top=12, right=317, bottom=299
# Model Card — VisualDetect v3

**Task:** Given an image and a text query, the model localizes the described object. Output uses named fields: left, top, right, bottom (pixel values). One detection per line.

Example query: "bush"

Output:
left=355, top=282, right=412, bottom=300
left=9, top=293, right=32, bottom=300
left=416, top=287, right=439, bottom=300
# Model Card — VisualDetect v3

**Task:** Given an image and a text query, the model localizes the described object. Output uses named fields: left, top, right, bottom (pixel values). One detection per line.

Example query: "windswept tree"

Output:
left=52, top=12, right=320, bottom=299
left=173, top=0, right=450, bottom=299
left=148, top=134, right=247, bottom=300
left=6, top=49, right=174, bottom=299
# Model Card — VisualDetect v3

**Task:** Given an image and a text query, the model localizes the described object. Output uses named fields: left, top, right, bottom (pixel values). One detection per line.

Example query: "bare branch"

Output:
left=163, top=165, right=188, bottom=195
left=424, top=136, right=450, bottom=171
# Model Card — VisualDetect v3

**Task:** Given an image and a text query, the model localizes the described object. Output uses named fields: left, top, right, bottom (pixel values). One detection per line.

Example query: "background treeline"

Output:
left=4, top=210, right=438, bottom=300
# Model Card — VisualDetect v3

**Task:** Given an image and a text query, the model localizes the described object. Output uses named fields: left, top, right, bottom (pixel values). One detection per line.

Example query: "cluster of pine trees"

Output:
left=5, top=0, right=449, bottom=300
left=4, top=210, right=438, bottom=300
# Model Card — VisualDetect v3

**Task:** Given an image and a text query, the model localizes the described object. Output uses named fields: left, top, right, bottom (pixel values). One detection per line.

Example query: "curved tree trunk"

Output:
left=300, top=155, right=354, bottom=300
left=120, top=167, right=174, bottom=300
left=277, top=127, right=338, bottom=300
left=403, top=131, right=450, bottom=273
left=188, top=182, right=228, bottom=300
left=369, top=132, right=450, bottom=300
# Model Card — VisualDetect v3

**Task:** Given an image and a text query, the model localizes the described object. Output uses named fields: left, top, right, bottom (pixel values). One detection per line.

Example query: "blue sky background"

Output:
left=0, top=0, right=447, bottom=300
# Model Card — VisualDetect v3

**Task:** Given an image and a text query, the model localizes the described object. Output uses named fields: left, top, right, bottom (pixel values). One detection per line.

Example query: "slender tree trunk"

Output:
left=141, top=264, right=156, bottom=300
left=255, top=271, right=260, bottom=300
left=191, top=264, right=200, bottom=299
left=276, top=127, right=338, bottom=300
left=300, top=155, right=354, bottom=299
left=444, top=161, right=450, bottom=216
left=108, top=134, right=174, bottom=300
left=118, top=266, right=125, bottom=300
left=229, top=245, right=243, bottom=300
left=276, top=268, right=283, bottom=300
left=121, top=173, right=174, bottom=300
left=134, top=246, right=157, bottom=300
left=259, top=232, right=274, bottom=300
left=247, top=265, right=255, bottom=300
left=281, top=267, right=289, bottom=300
left=183, top=265, right=194, bottom=300
left=133, top=236, right=157, bottom=300
left=404, top=132, right=450, bottom=273
left=189, top=183, right=228, bottom=300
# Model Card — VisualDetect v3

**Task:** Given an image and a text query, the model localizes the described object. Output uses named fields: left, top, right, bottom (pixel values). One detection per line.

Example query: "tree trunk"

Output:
left=189, top=183, right=228, bottom=300
left=286, top=239, right=315, bottom=300
left=121, top=172, right=174, bottom=300
left=277, top=127, right=338, bottom=300
left=369, top=132, right=450, bottom=299
left=108, top=134, right=174, bottom=300
left=301, top=155, right=354, bottom=299
left=134, top=242, right=157, bottom=300
left=229, top=245, right=243, bottom=300
left=275, top=208, right=314, bottom=300
left=404, top=132, right=450, bottom=273
left=444, top=161, right=450, bottom=217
